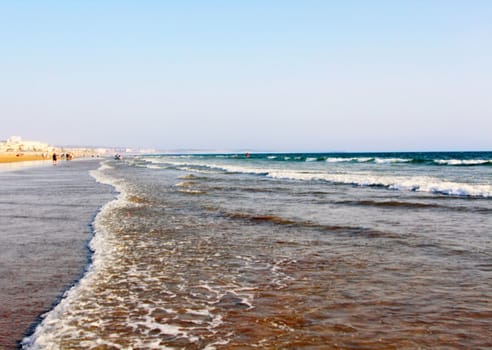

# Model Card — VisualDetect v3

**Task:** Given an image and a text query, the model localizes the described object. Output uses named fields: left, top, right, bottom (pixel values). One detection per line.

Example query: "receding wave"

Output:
left=175, top=178, right=208, bottom=194
left=221, top=211, right=400, bottom=239
left=335, top=200, right=442, bottom=209
left=24, top=161, right=127, bottom=348
left=179, top=174, right=199, bottom=179
left=177, top=189, right=207, bottom=195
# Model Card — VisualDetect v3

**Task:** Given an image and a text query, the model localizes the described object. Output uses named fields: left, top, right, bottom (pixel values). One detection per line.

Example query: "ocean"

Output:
left=22, top=152, right=491, bottom=349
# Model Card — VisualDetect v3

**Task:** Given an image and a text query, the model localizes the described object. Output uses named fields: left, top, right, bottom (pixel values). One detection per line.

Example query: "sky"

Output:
left=1, top=0, right=491, bottom=152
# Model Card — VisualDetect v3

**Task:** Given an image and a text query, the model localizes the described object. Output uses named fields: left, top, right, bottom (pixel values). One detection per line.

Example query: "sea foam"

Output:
left=145, top=158, right=492, bottom=198
left=22, top=161, right=126, bottom=349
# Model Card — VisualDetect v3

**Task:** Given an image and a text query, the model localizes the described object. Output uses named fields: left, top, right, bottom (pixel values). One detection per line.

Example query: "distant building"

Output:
left=0, top=136, right=54, bottom=153
left=7, top=136, right=22, bottom=144
left=138, top=148, right=157, bottom=154
left=95, top=148, right=109, bottom=155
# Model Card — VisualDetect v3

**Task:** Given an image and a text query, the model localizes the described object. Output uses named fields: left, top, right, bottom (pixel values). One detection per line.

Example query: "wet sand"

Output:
left=0, top=160, right=114, bottom=349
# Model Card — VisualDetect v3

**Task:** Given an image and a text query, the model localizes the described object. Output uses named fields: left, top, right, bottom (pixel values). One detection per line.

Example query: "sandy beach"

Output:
left=0, top=151, right=101, bottom=164
left=0, top=159, right=114, bottom=349
left=0, top=153, right=49, bottom=163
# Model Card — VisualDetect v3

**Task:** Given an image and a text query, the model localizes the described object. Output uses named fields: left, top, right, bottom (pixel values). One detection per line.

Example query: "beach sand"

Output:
left=0, top=153, right=49, bottom=163
left=0, top=159, right=114, bottom=349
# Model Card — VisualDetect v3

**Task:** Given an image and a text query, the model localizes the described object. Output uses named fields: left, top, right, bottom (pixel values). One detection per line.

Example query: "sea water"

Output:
left=23, top=152, right=492, bottom=349
left=0, top=159, right=114, bottom=349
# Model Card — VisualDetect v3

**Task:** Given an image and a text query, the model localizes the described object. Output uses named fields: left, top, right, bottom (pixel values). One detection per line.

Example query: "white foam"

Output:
left=203, top=338, right=231, bottom=350
left=139, top=157, right=492, bottom=198
left=434, top=159, right=491, bottom=166
left=147, top=164, right=163, bottom=169
left=137, top=315, right=182, bottom=336
left=176, top=165, right=229, bottom=175
left=22, top=161, right=129, bottom=349
left=269, top=170, right=491, bottom=197
left=325, top=157, right=350, bottom=163
left=326, top=157, right=373, bottom=163
left=175, top=181, right=194, bottom=187
left=186, top=308, right=212, bottom=317
left=374, top=157, right=412, bottom=164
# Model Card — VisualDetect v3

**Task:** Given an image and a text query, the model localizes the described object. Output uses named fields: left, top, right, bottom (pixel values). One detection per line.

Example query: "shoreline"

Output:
left=0, top=159, right=114, bottom=349
left=22, top=162, right=122, bottom=348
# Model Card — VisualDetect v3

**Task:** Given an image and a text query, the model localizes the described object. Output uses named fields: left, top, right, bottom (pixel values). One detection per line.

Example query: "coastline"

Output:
left=0, top=159, right=114, bottom=349
left=7, top=153, right=492, bottom=348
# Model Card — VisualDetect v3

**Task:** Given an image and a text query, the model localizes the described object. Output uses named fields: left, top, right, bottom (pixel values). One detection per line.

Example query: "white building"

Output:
left=0, top=136, right=53, bottom=152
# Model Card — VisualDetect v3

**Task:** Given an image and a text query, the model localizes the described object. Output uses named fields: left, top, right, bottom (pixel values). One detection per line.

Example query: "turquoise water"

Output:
left=148, top=151, right=492, bottom=197
left=206, top=151, right=492, bottom=165
left=24, top=152, right=492, bottom=349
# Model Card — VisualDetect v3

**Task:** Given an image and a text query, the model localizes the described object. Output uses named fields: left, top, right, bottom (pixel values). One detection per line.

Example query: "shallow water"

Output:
left=24, top=153, right=492, bottom=349
left=0, top=160, right=113, bottom=349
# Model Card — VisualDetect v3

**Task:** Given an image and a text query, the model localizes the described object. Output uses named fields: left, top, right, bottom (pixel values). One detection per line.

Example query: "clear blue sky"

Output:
left=1, top=0, right=491, bottom=151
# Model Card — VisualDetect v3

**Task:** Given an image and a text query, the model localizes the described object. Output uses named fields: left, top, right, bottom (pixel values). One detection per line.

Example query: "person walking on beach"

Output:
left=52, top=153, right=57, bottom=165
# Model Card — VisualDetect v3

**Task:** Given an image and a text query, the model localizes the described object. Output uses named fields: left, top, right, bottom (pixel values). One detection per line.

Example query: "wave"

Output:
left=309, top=156, right=412, bottom=163
left=374, top=157, right=412, bottom=164
left=220, top=211, right=399, bottom=239
left=325, top=157, right=412, bottom=164
left=324, top=156, right=490, bottom=166
left=239, top=169, right=488, bottom=198
left=334, top=199, right=492, bottom=214
left=433, top=159, right=492, bottom=166
left=264, top=171, right=492, bottom=198
left=136, top=157, right=492, bottom=198
left=23, top=161, right=130, bottom=348
left=326, top=157, right=373, bottom=163
left=175, top=180, right=207, bottom=195
left=140, top=153, right=492, bottom=167
left=335, top=200, right=442, bottom=209
left=324, top=156, right=491, bottom=166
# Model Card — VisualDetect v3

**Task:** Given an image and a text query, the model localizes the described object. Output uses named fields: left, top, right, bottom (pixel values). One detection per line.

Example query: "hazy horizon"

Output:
left=1, top=1, right=491, bottom=152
